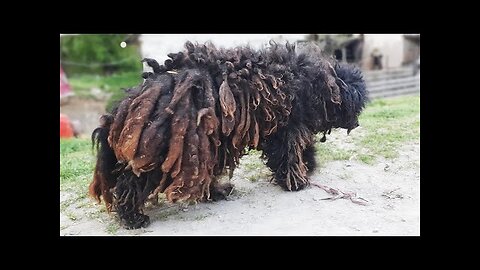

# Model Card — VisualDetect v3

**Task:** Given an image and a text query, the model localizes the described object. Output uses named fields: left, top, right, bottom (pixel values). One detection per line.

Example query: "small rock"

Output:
left=182, top=208, right=189, bottom=212
left=372, top=229, right=379, bottom=233
left=401, top=219, right=406, bottom=222
left=345, top=163, right=351, bottom=167
left=384, top=204, right=394, bottom=210
left=384, top=164, right=390, bottom=171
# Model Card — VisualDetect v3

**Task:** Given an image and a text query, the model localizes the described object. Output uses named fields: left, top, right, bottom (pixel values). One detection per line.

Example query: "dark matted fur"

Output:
left=89, top=41, right=368, bottom=229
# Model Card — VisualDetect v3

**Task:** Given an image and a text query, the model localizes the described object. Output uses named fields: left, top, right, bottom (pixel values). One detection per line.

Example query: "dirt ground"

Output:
left=60, top=134, right=420, bottom=236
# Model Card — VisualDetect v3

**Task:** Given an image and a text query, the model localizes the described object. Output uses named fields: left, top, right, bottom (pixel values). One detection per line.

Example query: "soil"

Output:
left=60, top=139, right=420, bottom=236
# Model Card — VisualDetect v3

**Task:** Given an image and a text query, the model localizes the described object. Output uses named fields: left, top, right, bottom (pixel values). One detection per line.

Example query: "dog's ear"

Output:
left=335, top=63, right=369, bottom=111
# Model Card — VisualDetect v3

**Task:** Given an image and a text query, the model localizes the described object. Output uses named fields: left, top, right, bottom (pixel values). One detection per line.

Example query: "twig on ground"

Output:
left=381, top=187, right=403, bottom=199
left=311, top=182, right=369, bottom=206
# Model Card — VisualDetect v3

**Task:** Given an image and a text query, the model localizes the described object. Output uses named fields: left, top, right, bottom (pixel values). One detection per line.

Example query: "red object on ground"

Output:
left=60, top=113, right=74, bottom=138
left=60, top=66, right=73, bottom=99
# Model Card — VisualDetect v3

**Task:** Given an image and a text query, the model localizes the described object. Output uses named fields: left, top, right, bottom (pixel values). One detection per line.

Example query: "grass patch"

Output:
left=64, top=211, right=78, bottom=221
left=238, top=150, right=271, bottom=182
left=154, top=210, right=175, bottom=221
left=248, top=175, right=259, bottom=182
left=358, top=154, right=376, bottom=165
left=68, top=72, right=141, bottom=97
left=60, top=138, right=95, bottom=187
left=316, top=145, right=355, bottom=166
left=313, top=95, right=419, bottom=165
left=105, top=222, right=120, bottom=235
left=242, top=159, right=265, bottom=172
left=68, top=72, right=143, bottom=111
left=194, top=214, right=210, bottom=221
left=356, top=95, right=420, bottom=161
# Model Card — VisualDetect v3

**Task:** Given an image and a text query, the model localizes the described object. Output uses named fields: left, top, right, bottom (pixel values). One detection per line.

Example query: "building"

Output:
left=139, top=34, right=307, bottom=63
left=138, top=34, right=420, bottom=71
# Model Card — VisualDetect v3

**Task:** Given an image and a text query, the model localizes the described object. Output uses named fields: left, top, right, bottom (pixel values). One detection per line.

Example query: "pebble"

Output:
left=384, top=164, right=390, bottom=171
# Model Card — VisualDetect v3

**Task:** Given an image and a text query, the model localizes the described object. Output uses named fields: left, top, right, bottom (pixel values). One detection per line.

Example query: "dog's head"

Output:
left=296, top=43, right=368, bottom=134
left=332, top=62, right=369, bottom=133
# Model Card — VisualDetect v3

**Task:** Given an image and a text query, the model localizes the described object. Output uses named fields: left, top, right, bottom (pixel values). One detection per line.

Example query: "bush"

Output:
left=60, top=34, right=143, bottom=76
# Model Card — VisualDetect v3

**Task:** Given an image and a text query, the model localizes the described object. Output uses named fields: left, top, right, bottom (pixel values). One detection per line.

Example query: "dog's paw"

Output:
left=124, top=213, right=150, bottom=230
left=276, top=176, right=309, bottom=192
left=209, top=182, right=234, bottom=201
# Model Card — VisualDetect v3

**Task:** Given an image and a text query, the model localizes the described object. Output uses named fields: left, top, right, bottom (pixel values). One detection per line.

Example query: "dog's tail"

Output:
left=89, top=114, right=118, bottom=212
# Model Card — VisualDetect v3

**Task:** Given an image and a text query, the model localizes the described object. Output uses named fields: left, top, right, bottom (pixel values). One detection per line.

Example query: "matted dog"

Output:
left=90, top=41, right=368, bottom=229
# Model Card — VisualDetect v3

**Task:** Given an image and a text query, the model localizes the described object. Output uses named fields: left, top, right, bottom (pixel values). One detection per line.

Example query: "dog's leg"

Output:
left=113, top=171, right=156, bottom=229
left=303, top=143, right=317, bottom=175
left=263, top=125, right=314, bottom=191
left=209, top=178, right=234, bottom=201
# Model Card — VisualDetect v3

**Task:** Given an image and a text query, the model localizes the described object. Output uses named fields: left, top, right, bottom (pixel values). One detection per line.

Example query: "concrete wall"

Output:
left=139, top=34, right=308, bottom=64
left=362, top=34, right=405, bottom=70
left=403, top=37, right=420, bottom=65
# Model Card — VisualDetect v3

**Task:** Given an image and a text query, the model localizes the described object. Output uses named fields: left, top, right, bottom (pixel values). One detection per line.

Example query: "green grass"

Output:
left=68, top=72, right=143, bottom=111
left=68, top=71, right=142, bottom=97
left=315, top=95, right=420, bottom=165
left=316, top=146, right=355, bottom=163
left=60, top=138, right=95, bottom=187
left=64, top=211, right=78, bottom=221
left=356, top=95, right=420, bottom=160
left=60, top=139, right=97, bottom=226
left=238, top=149, right=271, bottom=182
left=105, top=222, right=120, bottom=235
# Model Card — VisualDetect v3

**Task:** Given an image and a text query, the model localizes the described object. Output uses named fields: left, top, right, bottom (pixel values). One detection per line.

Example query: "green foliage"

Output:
left=60, top=34, right=143, bottom=76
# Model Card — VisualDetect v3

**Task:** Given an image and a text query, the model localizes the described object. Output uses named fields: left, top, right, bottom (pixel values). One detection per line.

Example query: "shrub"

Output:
left=60, top=34, right=143, bottom=76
